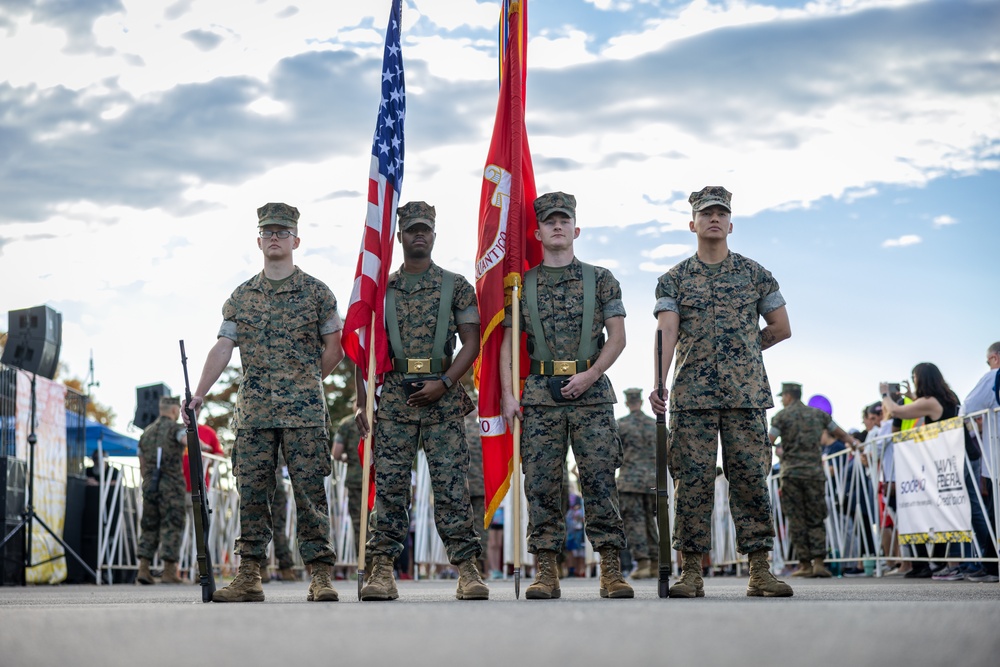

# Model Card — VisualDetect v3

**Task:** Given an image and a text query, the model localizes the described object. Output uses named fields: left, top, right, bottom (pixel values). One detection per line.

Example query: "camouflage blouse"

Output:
left=654, top=252, right=784, bottom=411
left=219, top=267, right=341, bottom=429
left=508, top=258, right=626, bottom=407
left=376, top=262, right=478, bottom=425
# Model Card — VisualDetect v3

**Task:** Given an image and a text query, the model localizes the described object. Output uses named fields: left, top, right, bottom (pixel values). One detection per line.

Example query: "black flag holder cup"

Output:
left=180, top=341, right=217, bottom=602
left=0, top=364, right=98, bottom=584
left=655, top=330, right=671, bottom=598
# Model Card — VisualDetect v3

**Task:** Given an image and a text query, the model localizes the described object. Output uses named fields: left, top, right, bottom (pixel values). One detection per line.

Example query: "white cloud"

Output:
left=639, top=261, right=675, bottom=273
left=529, top=29, right=597, bottom=69
left=411, top=0, right=499, bottom=31
left=932, top=214, right=957, bottom=227
left=642, top=243, right=693, bottom=259
left=882, top=234, right=922, bottom=248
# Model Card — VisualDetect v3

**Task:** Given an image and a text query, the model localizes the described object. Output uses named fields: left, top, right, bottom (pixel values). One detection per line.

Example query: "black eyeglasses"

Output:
left=259, top=229, right=296, bottom=239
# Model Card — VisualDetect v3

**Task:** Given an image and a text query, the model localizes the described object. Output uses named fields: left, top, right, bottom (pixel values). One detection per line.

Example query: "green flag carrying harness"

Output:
left=386, top=268, right=456, bottom=375
left=524, top=262, right=598, bottom=376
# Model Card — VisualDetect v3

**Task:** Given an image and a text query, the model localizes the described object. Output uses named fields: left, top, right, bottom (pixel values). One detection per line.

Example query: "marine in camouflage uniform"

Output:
left=333, top=413, right=364, bottom=556
left=501, top=191, right=633, bottom=600
left=358, top=201, right=487, bottom=601
left=770, top=382, right=859, bottom=578
left=616, top=388, right=659, bottom=579
left=188, top=202, right=345, bottom=602
left=650, top=186, right=793, bottom=598
left=137, top=396, right=186, bottom=584
left=465, top=410, right=488, bottom=561
left=266, top=453, right=296, bottom=581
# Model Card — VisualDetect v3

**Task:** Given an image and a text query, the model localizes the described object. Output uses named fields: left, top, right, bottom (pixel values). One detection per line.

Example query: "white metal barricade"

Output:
left=101, top=407, right=999, bottom=582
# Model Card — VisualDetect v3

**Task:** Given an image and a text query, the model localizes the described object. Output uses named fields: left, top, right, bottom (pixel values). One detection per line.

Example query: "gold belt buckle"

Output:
left=407, top=358, right=431, bottom=374
left=553, top=360, right=576, bottom=376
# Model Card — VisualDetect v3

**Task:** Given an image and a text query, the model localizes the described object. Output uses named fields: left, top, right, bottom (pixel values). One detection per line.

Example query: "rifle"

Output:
left=180, top=340, right=217, bottom=603
left=655, top=330, right=671, bottom=598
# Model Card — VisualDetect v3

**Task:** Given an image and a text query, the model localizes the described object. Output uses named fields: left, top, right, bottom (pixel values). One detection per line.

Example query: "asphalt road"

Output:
left=1, top=576, right=998, bottom=667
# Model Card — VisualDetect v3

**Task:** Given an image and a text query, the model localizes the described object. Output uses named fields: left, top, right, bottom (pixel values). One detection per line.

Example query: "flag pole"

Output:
left=357, top=313, right=377, bottom=601
left=511, top=282, right=522, bottom=599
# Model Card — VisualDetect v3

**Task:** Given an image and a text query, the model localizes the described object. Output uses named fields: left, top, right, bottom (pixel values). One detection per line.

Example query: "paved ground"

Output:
left=1, top=575, right=998, bottom=667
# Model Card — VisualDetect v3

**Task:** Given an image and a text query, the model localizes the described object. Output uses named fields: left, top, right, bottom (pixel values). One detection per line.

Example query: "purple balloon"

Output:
left=808, top=394, right=832, bottom=415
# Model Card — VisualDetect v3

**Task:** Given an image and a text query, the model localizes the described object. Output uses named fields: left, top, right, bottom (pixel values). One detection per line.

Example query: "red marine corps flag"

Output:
left=475, top=0, right=541, bottom=538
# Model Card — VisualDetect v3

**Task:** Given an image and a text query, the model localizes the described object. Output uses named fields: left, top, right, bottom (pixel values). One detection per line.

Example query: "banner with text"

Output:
left=894, top=417, right=972, bottom=545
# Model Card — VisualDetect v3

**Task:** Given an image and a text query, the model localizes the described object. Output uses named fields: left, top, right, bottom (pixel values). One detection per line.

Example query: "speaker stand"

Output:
left=0, top=372, right=98, bottom=584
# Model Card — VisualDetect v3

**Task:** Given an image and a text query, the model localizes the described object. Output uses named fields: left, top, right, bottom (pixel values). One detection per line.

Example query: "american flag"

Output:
left=342, top=0, right=405, bottom=382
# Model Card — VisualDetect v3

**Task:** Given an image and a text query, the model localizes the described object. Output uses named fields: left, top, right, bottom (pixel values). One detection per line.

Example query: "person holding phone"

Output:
left=355, top=201, right=487, bottom=601
left=500, top=191, right=633, bottom=600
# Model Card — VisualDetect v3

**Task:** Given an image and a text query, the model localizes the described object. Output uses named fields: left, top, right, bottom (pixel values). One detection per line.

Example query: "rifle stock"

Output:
left=180, top=340, right=217, bottom=603
left=655, top=330, right=671, bottom=598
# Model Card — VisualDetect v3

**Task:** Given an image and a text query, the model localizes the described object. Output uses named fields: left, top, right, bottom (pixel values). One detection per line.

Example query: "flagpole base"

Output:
left=658, top=576, right=670, bottom=599
left=358, top=570, right=365, bottom=601
left=514, top=568, right=520, bottom=599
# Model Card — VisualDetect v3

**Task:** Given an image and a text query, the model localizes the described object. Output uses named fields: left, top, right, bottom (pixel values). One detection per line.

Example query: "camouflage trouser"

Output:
left=619, top=492, right=658, bottom=561
left=669, top=409, right=773, bottom=554
left=470, top=494, right=487, bottom=548
left=522, top=404, right=625, bottom=554
left=369, top=417, right=481, bottom=564
left=138, top=479, right=185, bottom=562
left=270, top=470, right=295, bottom=569
left=780, top=476, right=828, bottom=560
left=347, top=482, right=363, bottom=553
left=233, top=427, right=335, bottom=565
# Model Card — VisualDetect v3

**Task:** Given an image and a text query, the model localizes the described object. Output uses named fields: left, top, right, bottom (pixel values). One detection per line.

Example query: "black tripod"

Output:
left=0, top=371, right=98, bottom=584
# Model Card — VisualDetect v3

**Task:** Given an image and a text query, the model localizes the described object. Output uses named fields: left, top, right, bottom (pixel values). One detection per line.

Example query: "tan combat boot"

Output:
left=598, top=546, right=635, bottom=599
left=212, top=558, right=265, bottom=602
left=668, top=551, right=705, bottom=598
left=455, top=559, right=490, bottom=600
left=791, top=559, right=814, bottom=578
left=811, top=557, right=833, bottom=578
left=161, top=560, right=184, bottom=584
left=746, top=550, right=793, bottom=597
left=276, top=566, right=298, bottom=582
left=360, top=555, right=399, bottom=601
left=137, top=557, right=156, bottom=585
left=525, top=550, right=561, bottom=599
left=307, top=562, right=339, bottom=601
left=631, top=558, right=653, bottom=579
left=259, top=563, right=270, bottom=584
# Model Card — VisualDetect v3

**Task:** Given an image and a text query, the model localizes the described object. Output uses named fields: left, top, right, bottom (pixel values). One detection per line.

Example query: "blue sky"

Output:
left=0, top=0, right=998, bottom=433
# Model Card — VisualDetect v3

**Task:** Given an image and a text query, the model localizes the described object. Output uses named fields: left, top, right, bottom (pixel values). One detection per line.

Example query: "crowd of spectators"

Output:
left=767, top=344, right=1000, bottom=583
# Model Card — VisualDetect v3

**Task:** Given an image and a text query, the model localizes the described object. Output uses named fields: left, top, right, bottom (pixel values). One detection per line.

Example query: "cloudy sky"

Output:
left=1, top=0, right=998, bottom=436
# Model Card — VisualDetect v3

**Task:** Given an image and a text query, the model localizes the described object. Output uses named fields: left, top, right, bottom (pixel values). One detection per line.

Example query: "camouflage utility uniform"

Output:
left=368, top=262, right=482, bottom=565
left=654, top=251, right=785, bottom=554
left=511, top=257, right=627, bottom=555
left=770, top=400, right=839, bottom=561
left=221, top=267, right=341, bottom=566
left=616, top=405, right=659, bottom=565
left=138, top=414, right=186, bottom=563
left=333, top=414, right=364, bottom=550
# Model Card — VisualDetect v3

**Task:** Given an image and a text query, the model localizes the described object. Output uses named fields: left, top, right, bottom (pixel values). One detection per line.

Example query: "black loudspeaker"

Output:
left=63, top=475, right=89, bottom=583
left=1, top=456, right=26, bottom=585
left=0, top=306, right=62, bottom=379
left=0, top=456, right=25, bottom=523
left=134, top=383, right=171, bottom=430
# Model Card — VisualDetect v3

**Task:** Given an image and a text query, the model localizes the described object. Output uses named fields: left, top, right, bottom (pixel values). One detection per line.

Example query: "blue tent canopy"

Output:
left=87, top=421, right=139, bottom=457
